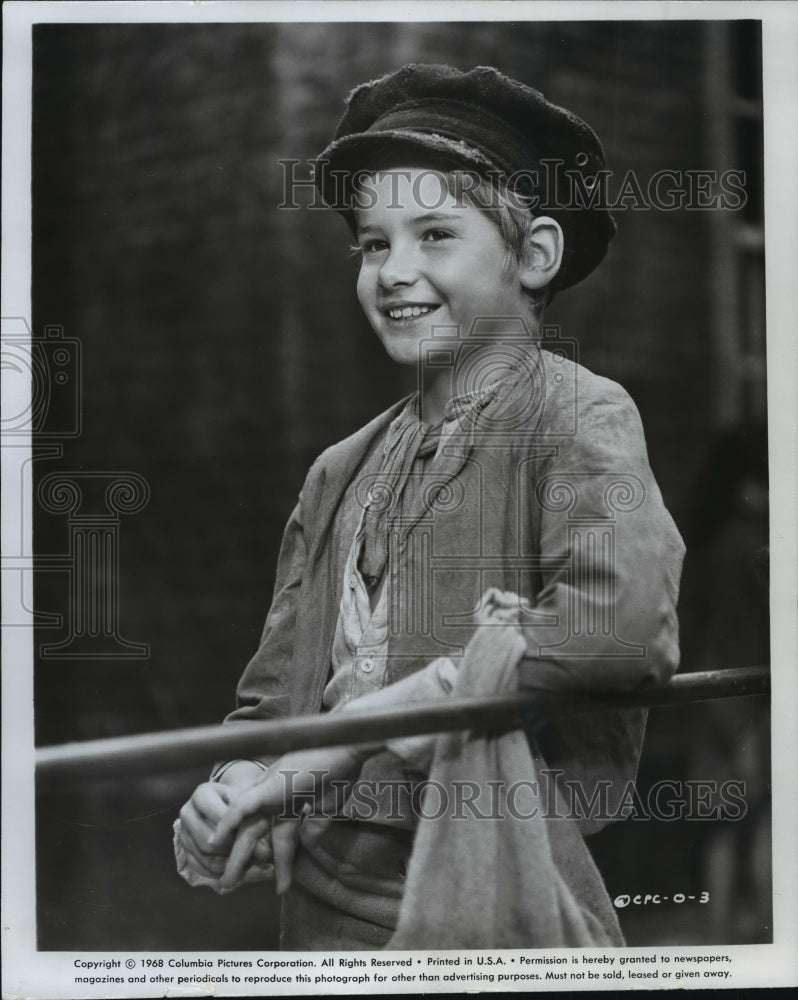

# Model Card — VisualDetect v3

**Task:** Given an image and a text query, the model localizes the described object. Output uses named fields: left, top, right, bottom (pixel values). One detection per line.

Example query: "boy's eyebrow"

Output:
left=409, top=212, right=464, bottom=225
left=355, top=223, right=382, bottom=237
left=356, top=212, right=465, bottom=237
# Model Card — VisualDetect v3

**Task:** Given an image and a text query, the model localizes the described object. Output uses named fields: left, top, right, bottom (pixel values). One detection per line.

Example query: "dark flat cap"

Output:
left=314, top=63, right=616, bottom=291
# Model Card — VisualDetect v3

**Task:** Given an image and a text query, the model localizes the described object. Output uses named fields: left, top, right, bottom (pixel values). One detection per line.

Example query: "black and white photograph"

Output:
left=2, top=1, right=797, bottom=996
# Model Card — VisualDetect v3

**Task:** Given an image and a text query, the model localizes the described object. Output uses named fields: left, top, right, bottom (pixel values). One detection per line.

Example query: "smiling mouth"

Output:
left=383, top=304, right=440, bottom=321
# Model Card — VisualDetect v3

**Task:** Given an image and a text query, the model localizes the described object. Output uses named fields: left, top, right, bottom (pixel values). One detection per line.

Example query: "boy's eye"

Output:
left=360, top=238, right=389, bottom=254
left=422, top=229, right=453, bottom=243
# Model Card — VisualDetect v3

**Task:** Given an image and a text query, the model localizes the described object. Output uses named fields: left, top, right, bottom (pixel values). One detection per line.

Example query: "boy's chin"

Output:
left=374, top=328, right=437, bottom=367
left=381, top=343, right=426, bottom=368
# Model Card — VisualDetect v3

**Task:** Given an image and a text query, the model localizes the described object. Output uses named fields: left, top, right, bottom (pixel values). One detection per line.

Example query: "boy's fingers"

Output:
left=211, top=777, right=283, bottom=847
left=179, top=827, right=233, bottom=879
left=272, top=819, right=300, bottom=895
left=219, top=816, right=270, bottom=891
left=181, top=784, right=236, bottom=853
left=178, top=801, right=209, bottom=845
left=220, top=835, right=257, bottom=890
left=192, top=782, right=232, bottom=822
left=240, top=861, right=275, bottom=886
left=211, top=795, right=256, bottom=848
left=180, top=843, right=228, bottom=878
left=301, top=814, right=332, bottom=849
left=251, top=834, right=273, bottom=864
left=179, top=825, right=229, bottom=876
left=179, top=809, right=230, bottom=859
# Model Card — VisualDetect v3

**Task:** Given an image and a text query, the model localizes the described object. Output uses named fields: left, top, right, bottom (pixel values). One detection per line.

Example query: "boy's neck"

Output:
left=418, top=332, right=540, bottom=426
left=419, top=369, right=454, bottom=425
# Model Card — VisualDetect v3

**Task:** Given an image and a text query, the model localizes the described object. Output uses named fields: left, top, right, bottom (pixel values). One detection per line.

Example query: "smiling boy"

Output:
left=353, top=167, right=561, bottom=423
left=175, top=64, right=685, bottom=950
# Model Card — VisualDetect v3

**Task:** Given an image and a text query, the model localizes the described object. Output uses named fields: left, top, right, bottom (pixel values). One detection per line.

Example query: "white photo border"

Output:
left=2, top=1, right=797, bottom=996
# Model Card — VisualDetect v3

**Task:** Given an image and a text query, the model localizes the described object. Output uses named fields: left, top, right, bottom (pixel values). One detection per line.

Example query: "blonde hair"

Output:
left=440, top=170, right=551, bottom=319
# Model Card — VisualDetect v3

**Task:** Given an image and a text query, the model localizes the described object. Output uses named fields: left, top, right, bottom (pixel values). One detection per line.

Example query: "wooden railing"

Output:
left=35, top=665, right=770, bottom=787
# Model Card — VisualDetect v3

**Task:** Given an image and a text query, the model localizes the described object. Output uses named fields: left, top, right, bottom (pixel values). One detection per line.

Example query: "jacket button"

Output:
left=360, top=658, right=374, bottom=673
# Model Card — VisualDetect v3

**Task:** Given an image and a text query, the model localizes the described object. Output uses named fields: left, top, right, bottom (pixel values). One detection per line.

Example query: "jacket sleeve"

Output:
left=517, top=381, right=685, bottom=834
left=210, top=483, right=309, bottom=778
left=519, top=381, right=685, bottom=695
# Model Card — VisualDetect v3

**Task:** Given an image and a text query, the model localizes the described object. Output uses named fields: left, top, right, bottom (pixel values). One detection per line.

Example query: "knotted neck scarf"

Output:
left=358, top=403, right=441, bottom=592
left=358, top=360, right=526, bottom=592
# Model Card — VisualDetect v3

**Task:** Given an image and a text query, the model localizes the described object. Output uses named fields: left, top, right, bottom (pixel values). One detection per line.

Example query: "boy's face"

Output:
left=354, top=168, right=529, bottom=367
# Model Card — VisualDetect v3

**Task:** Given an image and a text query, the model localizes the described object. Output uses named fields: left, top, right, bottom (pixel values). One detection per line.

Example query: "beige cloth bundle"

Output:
left=388, top=589, right=624, bottom=949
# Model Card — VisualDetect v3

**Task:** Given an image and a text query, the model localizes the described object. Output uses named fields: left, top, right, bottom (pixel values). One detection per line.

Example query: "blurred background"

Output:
left=31, top=20, right=769, bottom=949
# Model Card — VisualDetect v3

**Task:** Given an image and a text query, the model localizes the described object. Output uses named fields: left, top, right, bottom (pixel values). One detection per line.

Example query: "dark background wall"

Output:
left=31, top=20, right=769, bottom=949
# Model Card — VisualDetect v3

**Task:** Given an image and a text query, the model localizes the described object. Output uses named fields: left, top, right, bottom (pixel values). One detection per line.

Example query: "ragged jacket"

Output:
left=225, top=345, right=686, bottom=831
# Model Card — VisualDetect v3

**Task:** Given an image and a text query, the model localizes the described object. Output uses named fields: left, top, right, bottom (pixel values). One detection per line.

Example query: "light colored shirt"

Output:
left=321, top=396, right=462, bottom=773
left=323, top=498, right=391, bottom=709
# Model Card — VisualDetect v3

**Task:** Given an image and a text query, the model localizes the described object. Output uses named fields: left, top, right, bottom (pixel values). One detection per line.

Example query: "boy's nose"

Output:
left=378, top=245, right=418, bottom=288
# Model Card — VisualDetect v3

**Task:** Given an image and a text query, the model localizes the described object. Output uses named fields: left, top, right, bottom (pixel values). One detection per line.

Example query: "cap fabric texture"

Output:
left=314, top=64, right=617, bottom=291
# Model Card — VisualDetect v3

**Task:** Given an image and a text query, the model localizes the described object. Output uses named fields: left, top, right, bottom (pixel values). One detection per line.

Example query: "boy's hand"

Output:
left=178, top=781, right=235, bottom=880
left=176, top=762, right=275, bottom=892
left=213, top=745, right=365, bottom=894
left=223, top=815, right=301, bottom=895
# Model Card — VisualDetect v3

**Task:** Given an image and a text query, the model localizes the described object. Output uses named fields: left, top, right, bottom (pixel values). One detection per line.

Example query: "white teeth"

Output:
left=388, top=305, right=434, bottom=319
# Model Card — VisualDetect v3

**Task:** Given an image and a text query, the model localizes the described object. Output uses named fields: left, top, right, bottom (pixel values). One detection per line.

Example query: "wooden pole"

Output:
left=36, top=665, right=770, bottom=787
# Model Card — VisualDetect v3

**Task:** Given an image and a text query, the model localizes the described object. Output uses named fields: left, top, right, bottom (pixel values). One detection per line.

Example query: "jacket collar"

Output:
left=306, top=395, right=410, bottom=568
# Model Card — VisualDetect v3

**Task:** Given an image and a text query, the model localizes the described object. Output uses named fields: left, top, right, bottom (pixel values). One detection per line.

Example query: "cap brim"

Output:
left=314, top=128, right=501, bottom=209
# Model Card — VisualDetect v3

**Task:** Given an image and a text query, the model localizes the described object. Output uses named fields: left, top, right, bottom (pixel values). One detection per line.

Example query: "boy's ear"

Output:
left=519, top=216, right=564, bottom=292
